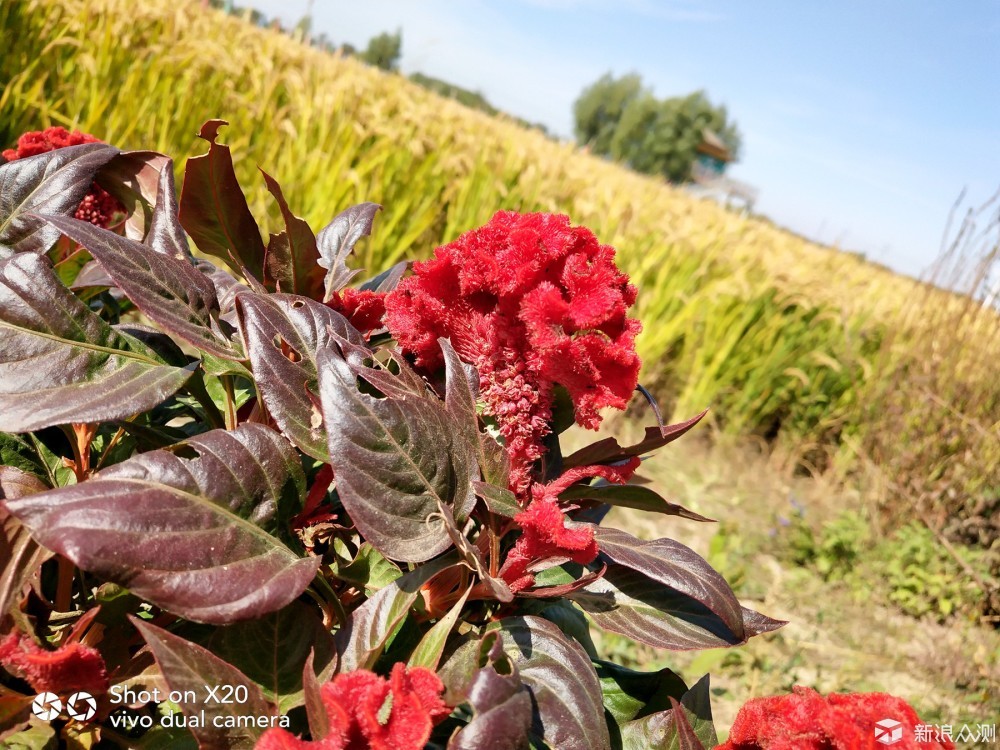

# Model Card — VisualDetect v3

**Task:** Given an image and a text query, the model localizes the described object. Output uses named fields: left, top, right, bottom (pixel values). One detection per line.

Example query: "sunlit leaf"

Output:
left=316, top=202, right=381, bottom=301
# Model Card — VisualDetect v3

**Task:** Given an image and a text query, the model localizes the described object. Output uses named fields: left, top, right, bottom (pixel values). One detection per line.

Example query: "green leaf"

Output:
left=335, top=554, right=457, bottom=672
left=0, top=253, right=195, bottom=432
left=332, top=542, right=402, bottom=591
left=409, top=586, right=471, bottom=671
left=3, top=425, right=319, bottom=624
left=618, top=676, right=716, bottom=750
left=594, top=660, right=687, bottom=725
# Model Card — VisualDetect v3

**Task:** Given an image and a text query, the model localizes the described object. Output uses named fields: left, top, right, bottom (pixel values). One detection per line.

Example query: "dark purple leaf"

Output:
left=335, top=554, right=458, bottom=672
left=143, top=157, right=191, bottom=259
left=562, top=410, right=708, bottom=469
left=0, top=143, right=119, bottom=256
left=96, top=150, right=172, bottom=242
left=0, top=253, right=195, bottom=432
left=132, top=618, right=275, bottom=749
left=490, top=616, right=610, bottom=750
left=560, top=484, right=714, bottom=523
left=449, top=635, right=532, bottom=750
left=565, top=528, right=766, bottom=650
left=740, top=605, right=787, bottom=637
left=0, top=468, right=52, bottom=620
left=260, top=170, right=324, bottom=299
left=316, top=202, right=381, bottom=301
left=3, top=425, right=319, bottom=624
left=178, top=120, right=266, bottom=283
left=359, top=260, right=407, bottom=293
left=238, top=294, right=367, bottom=460
left=318, top=348, right=477, bottom=562
left=40, top=214, right=238, bottom=360
left=201, top=601, right=336, bottom=712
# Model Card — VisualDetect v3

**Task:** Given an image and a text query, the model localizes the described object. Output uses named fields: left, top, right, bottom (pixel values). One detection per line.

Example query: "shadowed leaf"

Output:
left=0, top=253, right=194, bottom=432
left=3, top=425, right=319, bottom=624
left=0, top=468, right=52, bottom=621
left=178, top=120, right=266, bottom=282
left=560, top=484, right=714, bottom=522
left=563, top=410, right=708, bottom=469
left=260, top=170, right=324, bottom=299
left=143, top=157, right=191, bottom=259
left=96, top=150, right=172, bottom=242
left=0, top=143, right=119, bottom=256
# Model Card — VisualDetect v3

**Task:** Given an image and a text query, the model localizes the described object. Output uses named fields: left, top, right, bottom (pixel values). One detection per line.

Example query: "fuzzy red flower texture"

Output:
left=255, top=663, right=449, bottom=750
left=3, top=126, right=122, bottom=229
left=326, top=287, right=387, bottom=333
left=384, top=211, right=641, bottom=495
left=717, top=686, right=956, bottom=750
left=499, top=457, right=641, bottom=592
left=0, top=631, right=109, bottom=696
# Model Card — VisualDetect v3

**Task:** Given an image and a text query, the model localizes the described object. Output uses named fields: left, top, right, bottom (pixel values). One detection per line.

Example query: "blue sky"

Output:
left=247, top=0, right=1000, bottom=278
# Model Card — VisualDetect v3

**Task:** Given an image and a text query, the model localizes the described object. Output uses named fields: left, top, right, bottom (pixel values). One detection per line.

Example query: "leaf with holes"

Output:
left=238, top=293, right=368, bottom=460
left=0, top=253, right=195, bottom=432
left=178, top=120, right=266, bottom=283
left=318, top=347, right=477, bottom=562
left=316, top=202, right=381, bottom=301
left=40, top=214, right=238, bottom=360
left=2, top=425, right=319, bottom=624
left=486, top=616, right=610, bottom=750
left=0, top=143, right=120, bottom=257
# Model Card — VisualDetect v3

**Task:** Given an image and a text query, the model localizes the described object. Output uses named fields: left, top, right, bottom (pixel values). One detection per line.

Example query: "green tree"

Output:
left=361, top=29, right=402, bottom=72
left=572, top=72, right=644, bottom=156
left=574, top=74, right=741, bottom=183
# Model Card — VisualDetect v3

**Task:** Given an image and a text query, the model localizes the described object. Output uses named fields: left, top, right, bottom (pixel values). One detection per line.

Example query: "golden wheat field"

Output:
left=1, top=0, right=997, bottom=535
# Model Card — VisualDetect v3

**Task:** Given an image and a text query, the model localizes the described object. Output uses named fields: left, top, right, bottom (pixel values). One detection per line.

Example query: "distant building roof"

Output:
left=695, top=129, right=732, bottom=163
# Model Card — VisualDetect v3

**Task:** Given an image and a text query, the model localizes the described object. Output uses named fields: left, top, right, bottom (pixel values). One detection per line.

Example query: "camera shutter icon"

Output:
left=31, top=692, right=62, bottom=721
left=65, top=691, right=98, bottom=722
left=875, top=718, right=903, bottom=745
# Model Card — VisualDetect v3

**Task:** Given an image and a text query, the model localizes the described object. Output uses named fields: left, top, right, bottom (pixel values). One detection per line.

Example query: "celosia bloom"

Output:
left=326, top=287, right=386, bottom=333
left=500, top=457, right=640, bottom=592
left=385, top=211, right=641, bottom=495
left=256, top=663, right=449, bottom=750
left=2, top=127, right=121, bottom=230
left=717, top=686, right=955, bottom=750
left=0, top=631, right=109, bottom=696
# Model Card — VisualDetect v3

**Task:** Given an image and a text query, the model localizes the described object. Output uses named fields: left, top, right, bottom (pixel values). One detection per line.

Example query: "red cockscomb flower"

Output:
left=717, top=686, right=955, bottom=750
left=0, top=631, right=109, bottom=696
left=2, top=126, right=121, bottom=230
left=385, top=211, right=641, bottom=495
left=256, top=663, right=449, bottom=750
left=326, top=288, right=386, bottom=333
left=499, top=457, right=640, bottom=592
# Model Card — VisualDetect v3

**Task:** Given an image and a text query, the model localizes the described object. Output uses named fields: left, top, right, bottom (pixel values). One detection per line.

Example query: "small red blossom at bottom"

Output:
left=499, top=457, right=640, bottom=592
left=255, top=663, right=449, bottom=750
left=717, top=686, right=955, bottom=750
left=326, top=288, right=386, bottom=333
left=3, top=126, right=123, bottom=231
left=0, top=631, right=109, bottom=696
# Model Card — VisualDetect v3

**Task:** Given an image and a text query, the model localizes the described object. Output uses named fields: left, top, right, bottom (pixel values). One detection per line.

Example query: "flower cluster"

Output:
left=0, top=631, right=109, bottom=696
left=385, top=210, right=641, bottom=496
left=2, top=126, right=121, bottom=229
left=326, top=287, right=386, bottom=334
left=256, top=664, right=449, bottom=750
left=718, top=686, right=955, bottom=749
